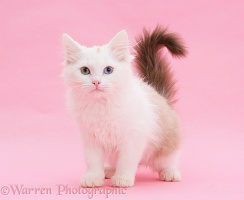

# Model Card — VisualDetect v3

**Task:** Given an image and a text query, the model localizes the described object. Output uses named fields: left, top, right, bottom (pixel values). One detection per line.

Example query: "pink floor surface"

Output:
left=1, top=0, right=244, bottom=199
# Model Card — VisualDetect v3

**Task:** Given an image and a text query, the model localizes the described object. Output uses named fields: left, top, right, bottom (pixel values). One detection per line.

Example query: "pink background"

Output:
left=1, top=0, right=244, bottom=199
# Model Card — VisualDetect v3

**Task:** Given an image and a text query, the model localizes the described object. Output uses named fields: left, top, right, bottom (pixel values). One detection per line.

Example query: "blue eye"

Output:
left=103, top=66, right=113, bottom=75
left=80, top=67, right=90, bottom=75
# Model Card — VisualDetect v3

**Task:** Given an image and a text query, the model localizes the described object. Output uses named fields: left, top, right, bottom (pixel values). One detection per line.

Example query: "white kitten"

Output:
left=62, top=26, right=186, bottom=187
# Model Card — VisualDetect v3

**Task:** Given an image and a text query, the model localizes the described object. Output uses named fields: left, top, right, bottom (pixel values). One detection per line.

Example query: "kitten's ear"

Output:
left=108, top=30, right=130, bottom=62
left=62, top=34, right=81, bottom=66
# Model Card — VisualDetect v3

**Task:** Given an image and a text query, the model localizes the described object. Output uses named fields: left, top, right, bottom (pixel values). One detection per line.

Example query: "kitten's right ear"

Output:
left=62, top=34, right=81, bottom=66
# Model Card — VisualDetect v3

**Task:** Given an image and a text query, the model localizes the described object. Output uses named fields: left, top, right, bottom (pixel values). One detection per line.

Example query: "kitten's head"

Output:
left=62, top=31, right=133, bottom=100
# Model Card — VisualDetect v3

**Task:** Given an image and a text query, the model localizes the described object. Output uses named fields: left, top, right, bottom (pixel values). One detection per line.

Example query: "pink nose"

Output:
left=92, top=81, right=100, bottom=87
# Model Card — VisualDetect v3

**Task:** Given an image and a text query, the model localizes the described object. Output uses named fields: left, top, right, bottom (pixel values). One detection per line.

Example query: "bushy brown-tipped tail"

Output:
left=134, top=25, right=187, bottom=103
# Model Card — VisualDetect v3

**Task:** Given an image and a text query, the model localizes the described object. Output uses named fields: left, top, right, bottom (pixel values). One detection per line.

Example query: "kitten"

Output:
left=61, top=25, right=186, bottom=187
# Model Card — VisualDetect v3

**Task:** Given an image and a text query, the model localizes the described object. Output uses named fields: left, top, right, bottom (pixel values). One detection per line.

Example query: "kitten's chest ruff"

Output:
left=79, top=102, right=121, bottom=148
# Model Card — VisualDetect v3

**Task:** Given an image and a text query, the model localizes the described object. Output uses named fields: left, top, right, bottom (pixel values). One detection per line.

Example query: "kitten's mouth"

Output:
left=91, top=87, right=104, bottom=92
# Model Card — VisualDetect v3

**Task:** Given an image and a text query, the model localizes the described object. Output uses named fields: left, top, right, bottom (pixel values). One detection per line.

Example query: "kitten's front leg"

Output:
left=111, top=140, right=146, bottom=187
left=81, top=144, right=105, bottom=187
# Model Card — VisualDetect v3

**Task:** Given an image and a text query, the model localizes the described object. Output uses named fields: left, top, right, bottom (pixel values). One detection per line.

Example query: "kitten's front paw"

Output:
left=81, top=173, right=104, bottom=187
left=111, top=174, right=134, bottom=187
left=159, top=169, right=181, bottom=182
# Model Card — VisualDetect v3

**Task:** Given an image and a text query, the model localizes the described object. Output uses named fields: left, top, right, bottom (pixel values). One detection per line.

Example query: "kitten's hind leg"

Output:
left=104, top=167, right=115, bottom=179
left=104, top=153, right=117, bottom=179
left=154, top=150, right=181, bottom=182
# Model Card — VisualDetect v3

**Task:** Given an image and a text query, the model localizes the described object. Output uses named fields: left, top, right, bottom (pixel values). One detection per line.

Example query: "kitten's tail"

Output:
left=134, top=25, right=187, bottom=103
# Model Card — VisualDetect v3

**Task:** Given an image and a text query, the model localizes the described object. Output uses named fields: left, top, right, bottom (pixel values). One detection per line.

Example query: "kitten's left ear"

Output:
left=108, top=30, right=130, bottom=62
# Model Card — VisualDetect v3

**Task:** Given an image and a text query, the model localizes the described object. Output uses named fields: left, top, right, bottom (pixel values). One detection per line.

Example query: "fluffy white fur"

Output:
left=62, top=31, right=181, bottom=187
